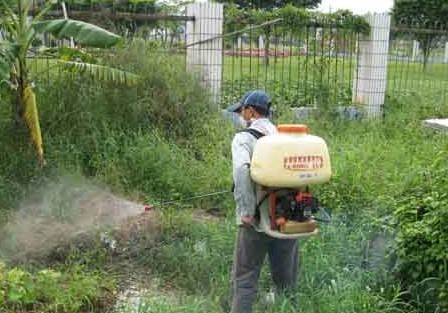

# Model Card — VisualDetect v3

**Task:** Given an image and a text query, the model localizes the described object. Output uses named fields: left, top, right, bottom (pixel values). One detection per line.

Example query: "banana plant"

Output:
left=0, top=0, right=138, bottom=166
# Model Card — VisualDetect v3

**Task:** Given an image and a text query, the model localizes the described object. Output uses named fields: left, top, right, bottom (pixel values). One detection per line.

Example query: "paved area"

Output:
left=423, top=118, right=448, bottom=131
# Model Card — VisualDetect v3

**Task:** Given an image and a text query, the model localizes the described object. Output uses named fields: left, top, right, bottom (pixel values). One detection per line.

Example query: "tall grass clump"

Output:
left=0, top=121, right=50, bottom=212
left=31, top=42, right=235, bottom=206
left=131, top=206, right=235, bottom=294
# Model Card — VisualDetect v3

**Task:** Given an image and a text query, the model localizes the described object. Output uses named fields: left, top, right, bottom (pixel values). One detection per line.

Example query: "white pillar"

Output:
left=444, top=42, right=448, bottom=63
left=259, top=36, right=264, bottom=50
left=412, top=40, right=419, bottom=62
left=237, top=37, right=242, bottom=50
left=353, top=13, right=391, bottom=118
left=185, top=3, right=224, bottom=106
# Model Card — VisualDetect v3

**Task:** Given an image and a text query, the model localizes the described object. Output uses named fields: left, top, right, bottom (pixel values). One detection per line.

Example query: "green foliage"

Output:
left=0, top=0, right=132, bottom=164
left=223, top=4, right=369, bottom=36
left=392, top=152, right=448, bottom=311
left=326, top=9, right=370, bottom=34
left=29, top=42, right=234, bottom=206
left=392, top=0, right=448, bottom=26
left=64, top=0, right=158, bottom=12
left=0, top=262, right=112, bottom=312
left=392, top=0, right=448, bottom=67
left=118, top=209, right=416, bottom=313
left=92, top=130, right=230, bottom=201
left=0, top=26, right=447, bottom=313
left=217, top=0, right=321, bottom=10
left=134, top=208, right=235, bottom=294
left=0, top=41, right=234, bottom=213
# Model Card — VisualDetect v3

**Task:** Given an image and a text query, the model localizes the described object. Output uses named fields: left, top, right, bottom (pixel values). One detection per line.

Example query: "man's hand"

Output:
left=241, top=215, right=255, bottom=225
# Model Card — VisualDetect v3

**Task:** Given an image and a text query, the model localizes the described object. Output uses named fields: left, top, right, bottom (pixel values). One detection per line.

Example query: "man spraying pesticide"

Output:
left=226, top=90, right=331, bottom=313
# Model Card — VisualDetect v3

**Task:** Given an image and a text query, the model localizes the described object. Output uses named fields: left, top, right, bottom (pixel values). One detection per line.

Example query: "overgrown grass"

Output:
left=118, top=205, right=415, bottom=313
left=0, top=42, right=447, bottom=312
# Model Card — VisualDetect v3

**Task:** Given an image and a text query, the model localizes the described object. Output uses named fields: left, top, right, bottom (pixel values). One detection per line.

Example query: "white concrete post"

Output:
left=444, top=42, right=448, bottom=63
left=412, top=40, right=419, bottom=62
left=259, top=36, right=264, bottom=50
left=353, top=13, right=391, bottom=118
left=185, top=3, right=224, bottom=106
left=237, top=37, right=242, bottom=50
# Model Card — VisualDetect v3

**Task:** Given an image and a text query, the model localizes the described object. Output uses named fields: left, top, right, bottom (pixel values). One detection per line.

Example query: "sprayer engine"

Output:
left=267, top=188, right=320, bottom=234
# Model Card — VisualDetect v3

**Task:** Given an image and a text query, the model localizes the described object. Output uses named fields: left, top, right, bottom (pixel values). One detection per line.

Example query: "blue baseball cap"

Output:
left=226, top=90, right=271, bottom=114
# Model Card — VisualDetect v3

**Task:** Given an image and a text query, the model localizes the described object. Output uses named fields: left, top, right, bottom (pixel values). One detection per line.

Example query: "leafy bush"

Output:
left=91, top=129, right=232, bottom=202
left=392, top=151, right=448, bottom=312
left=0, top=262, right=112, bottom=312
left=30, top=43, right=234, bottom=205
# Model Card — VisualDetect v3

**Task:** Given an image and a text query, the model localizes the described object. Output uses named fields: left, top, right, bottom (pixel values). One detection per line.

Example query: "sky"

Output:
left=317, top=0, right=394, bottom=15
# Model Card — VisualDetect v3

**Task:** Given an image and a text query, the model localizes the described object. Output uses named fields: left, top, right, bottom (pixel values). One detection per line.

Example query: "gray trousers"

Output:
left=230, top=225, right=299, bottom=313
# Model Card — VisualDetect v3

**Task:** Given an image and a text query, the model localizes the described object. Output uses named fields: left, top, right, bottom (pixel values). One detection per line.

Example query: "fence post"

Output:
left=412, top=40, right=419, bottom=62
left=259, top=36, right=264, bottom=50
left=445, top=42, right=448, bottom=64
left=185, top=3, right=224, bottom=106
left=353, top=13, right=391, bottom=118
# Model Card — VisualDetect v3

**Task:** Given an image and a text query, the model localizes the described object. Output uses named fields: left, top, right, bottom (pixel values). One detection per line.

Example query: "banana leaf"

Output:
left=0, top=44, right=17, bottom=89
left=32, top=19, right=121, bottom=48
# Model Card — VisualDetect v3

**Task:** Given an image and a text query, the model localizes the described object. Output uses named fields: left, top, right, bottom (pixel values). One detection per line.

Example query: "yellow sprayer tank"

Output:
left=250, top=124, right=331, bottom=188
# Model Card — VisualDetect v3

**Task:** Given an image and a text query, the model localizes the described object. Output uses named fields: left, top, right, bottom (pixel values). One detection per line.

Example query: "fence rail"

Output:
left=39, top=10, right=195, bottom=22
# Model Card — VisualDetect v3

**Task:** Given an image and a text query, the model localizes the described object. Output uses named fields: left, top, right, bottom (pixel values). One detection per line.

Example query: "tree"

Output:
left=50, top=0, right=190, bottom=43
left=0, top=0, right=137, bottom=165
left=215, top=0, right=321, bottom=10
left=392, top=0, right=448, bottom=68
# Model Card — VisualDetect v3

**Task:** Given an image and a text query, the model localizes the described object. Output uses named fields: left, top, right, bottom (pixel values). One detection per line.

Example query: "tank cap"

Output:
left=277, top=124, right=308, bottom=134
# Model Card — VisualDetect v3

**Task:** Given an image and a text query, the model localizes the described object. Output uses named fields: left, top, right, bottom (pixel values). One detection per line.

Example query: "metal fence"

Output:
left=388, top=19, right=448, bottom=106
left=31, top=3, right=448, bottom=113
left=221, top=18, right=360, bottom=111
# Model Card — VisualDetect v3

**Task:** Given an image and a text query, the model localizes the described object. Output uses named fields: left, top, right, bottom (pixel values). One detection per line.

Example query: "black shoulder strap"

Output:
left=242, top=128, right=265, bottom=139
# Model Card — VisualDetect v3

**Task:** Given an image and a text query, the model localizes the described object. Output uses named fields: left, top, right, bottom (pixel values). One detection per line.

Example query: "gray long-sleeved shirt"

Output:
left=231, top=118, right=277, bottom=228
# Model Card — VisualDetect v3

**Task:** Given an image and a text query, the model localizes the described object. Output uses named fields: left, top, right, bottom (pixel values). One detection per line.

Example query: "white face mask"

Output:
left=239, top=116, right=256, bottom=129
left=239, top=116, right=249, bottom=128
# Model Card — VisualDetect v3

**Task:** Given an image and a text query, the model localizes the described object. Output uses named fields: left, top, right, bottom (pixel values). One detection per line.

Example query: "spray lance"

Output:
left=142, top=189, right=331, bottom=225
left=143, top=190, right=232, bottom=212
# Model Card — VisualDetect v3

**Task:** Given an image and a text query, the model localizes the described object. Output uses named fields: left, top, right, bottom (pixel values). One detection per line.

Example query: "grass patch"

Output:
left=0, top=42, right=447, bottom=312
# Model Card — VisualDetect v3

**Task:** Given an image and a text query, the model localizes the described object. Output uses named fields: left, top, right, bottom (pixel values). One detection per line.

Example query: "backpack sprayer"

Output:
left=249, top=124, right=332, bottom=239
left=144, top=124, right=331, bottom=239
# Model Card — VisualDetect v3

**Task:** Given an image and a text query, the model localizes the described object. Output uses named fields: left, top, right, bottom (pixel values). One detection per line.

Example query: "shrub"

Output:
left=0, top=263, right=111, bottom=312
left=392, top=151, right=448, bottom=312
